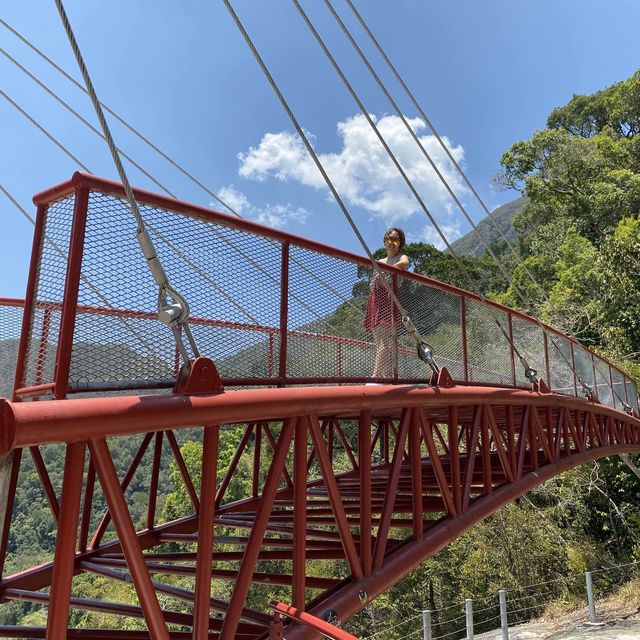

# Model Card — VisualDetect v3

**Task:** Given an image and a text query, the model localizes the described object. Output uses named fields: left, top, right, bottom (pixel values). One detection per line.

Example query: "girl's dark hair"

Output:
left=384, top=227, right=406, bottom=249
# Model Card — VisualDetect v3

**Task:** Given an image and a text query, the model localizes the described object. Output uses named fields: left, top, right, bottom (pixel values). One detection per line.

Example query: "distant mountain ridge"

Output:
left=448, top=197, right=526, bottom=257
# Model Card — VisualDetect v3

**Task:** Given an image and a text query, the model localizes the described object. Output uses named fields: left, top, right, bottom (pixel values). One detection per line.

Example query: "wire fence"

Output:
left=357, top=560, right=640, bottom=639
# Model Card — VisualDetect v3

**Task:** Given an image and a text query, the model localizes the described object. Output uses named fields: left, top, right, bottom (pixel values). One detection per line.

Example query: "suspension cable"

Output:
left=0, top=47, right=179, bottom=199
left=0, top=90, right=91, bottom=172
left=0, top=183, right=167, bottom=365
left=319, top=0, right=603, bottom=400
left=0, top=17, right=242, bottom=219
left=322, top=0, right=534, bottom=312
left=289, top=0, right=538, bottom=380
left=342, top=0, right=549, bottom=305
left=2, top=44, right=350, bottom=330
left=337, top=0, right=632, bottom=407
left=224, top=0, right=439, bottom=373
left=53, top=0, right=200, bottom=366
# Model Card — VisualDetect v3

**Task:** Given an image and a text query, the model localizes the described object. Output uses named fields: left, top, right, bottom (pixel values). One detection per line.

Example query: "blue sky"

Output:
left=2, top=0, right=639, bottom=298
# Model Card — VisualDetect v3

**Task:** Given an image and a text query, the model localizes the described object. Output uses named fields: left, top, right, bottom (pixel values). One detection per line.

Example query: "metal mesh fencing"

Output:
left=0, top=303, right=23, bottom=398
left=465, top=299, right=513, bottom=385
left=511, top=317, right=546, bottom=387
left=610, top=368, right=627, bottom=411
left=573, top=346, right=596, bottom=397
left=287, top=245, right=371, bottom=380
left=21, top=196, right=74, bottom=390
left=626, top=380, right=639, bottom=413
left=69, top=191, right=284, bottom=390
left=547, top=334, right=577, bottom=397
left=593, top=357, right=614, bottom=408
left=397, top=280, right=464, bottom=381
left=13, top=181, right=639, bottom=410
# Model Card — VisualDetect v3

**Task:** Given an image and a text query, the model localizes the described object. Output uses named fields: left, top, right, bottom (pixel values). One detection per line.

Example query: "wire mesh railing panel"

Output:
left=0, top=303, right=24, bottom=398
left=573, top=346, right=596, bottom=398
left=465, top=299, right=513, bottom=386
left=287, top=245, right=371, bottom=379
left=548, top=334, right=577, bottom=397
left=18, top=179, right=639, bottom=400
left=610, top=368, right=626, bottom=411
left=397, top=281, right=464, bottom=381
left=71, top=192, right=176, bottom=388
left=69, top=192, right=284, bottom=388
left=626, top=379, right=639, bottom=413
left=21, top=196, right=74, bottom=389
left=593, top=357, right=614, bottom=409
left=511, top=317, right=546, bottom=387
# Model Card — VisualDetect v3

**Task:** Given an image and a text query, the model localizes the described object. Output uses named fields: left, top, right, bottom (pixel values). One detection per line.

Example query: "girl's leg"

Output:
left=372, top=326, right=384, bottom=378
left=372, top=325, right=393, bottom=379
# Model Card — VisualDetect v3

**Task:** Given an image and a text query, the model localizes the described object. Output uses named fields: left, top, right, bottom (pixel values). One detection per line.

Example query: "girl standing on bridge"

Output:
left=364, top=227, right=410, bottom=380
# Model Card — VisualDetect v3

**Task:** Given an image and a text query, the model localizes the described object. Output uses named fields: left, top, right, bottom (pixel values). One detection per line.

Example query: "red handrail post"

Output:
left=54, top=187, right=90, bottom=399
left=278, top=241, right=290, bottom=386
left=13, top=204, right=48, bottom=400
left=508, top=314, right=517, bottom=387
left=460, top=296, right=469, bottom=383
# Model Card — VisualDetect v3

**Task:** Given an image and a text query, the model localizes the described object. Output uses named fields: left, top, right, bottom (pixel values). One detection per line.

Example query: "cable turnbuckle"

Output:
left=524, top=367, right=538, bottom=383
left=417, top=341, right=439, bottom=375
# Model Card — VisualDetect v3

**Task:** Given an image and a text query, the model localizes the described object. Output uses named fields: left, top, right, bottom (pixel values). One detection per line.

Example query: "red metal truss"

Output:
left=0, top=385, right=639, bottom=639
left=1, top=174, right=639, bottom=638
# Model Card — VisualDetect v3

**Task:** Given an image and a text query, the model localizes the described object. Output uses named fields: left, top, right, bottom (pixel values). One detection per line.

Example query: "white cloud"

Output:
left=415, top=223, right=462, bottom=251
left=216, top=185, right=309, bottom=229
left=238, top=113, right=468, bottom=226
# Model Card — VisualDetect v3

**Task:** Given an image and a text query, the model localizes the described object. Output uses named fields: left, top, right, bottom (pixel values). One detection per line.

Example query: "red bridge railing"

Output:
left=5, top=172, right=638, bottom=413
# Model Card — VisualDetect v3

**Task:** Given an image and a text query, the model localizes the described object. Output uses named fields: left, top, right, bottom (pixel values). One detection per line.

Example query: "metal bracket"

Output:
left=429, top=366, right=455, bottom=388
left=173, top=357, right=224, bottom=395
left=532, top=378, right=550, bottom=394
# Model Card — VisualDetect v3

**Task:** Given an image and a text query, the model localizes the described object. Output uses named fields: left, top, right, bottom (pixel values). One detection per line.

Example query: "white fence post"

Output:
left=422, top=610, right=431, bottom=640
left=585, top=571, right=596, bottom=622
left=465, top=598, right=474, bottom=640
left=499, top=589, right=509, bottom=640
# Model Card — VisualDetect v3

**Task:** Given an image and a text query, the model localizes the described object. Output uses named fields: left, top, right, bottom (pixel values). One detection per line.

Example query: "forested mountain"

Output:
left=0, top=69, right=639, bottom=636
left=448, top=197, right=526, bottom=257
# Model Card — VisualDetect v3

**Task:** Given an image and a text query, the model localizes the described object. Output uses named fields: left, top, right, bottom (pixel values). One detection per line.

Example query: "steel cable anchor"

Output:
left=137, top=229, right=221, bottom=394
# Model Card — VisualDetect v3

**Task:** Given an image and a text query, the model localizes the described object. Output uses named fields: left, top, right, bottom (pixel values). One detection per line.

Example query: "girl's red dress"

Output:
left=363, top=279, right=400, bottom=331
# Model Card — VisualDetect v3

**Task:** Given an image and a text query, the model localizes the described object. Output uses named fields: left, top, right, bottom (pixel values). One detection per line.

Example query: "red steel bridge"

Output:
left=0, top=173, right=639, bottom=639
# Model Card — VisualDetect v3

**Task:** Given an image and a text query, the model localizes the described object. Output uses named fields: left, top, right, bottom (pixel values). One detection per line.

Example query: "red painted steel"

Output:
left=88, top=439, right=170, bottom=640
left=3, top=177, right=640, bottom=640
left=11, top=204, right=47, bottom=400
left=192, top=425, right=219, bottom=640
left=54, top=187, right=89, bottom=400
left=46, top=442, right=85, bottom=639
left=270, top=602, right=359, bottom=640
